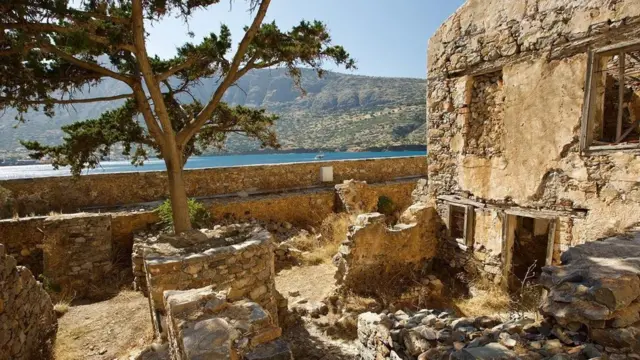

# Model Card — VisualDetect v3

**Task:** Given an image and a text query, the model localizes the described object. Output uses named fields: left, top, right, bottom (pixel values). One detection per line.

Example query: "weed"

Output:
left=157, top=198, right=212, bottom=230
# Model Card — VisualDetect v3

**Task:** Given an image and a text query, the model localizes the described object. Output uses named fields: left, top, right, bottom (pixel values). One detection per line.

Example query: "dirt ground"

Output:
left=53, top=263, right=356, bottom=360
left=54, top=291, right=154, bottom=360
left=275, top=263, right=337, bottom=304
left=276, top=263, right=359, bottom=360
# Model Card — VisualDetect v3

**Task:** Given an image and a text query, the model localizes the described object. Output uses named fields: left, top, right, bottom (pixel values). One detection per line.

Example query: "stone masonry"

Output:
left=427, top=0, right=640, bottom=286
left=42, top=213, right=112, bottom=300
left=0, top=243, right=57, bottom=360
left=141, top=226, right=279, bottom=338
left=334, top=204, right=439, bottom=294
left=163, top=286, right=290, bottom=360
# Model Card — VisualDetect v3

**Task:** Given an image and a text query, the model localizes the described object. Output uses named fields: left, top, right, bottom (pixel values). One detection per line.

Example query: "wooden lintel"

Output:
left=596, top=39, right=640, bottom=55
left=438, top=195, right=486, bottom=208
left=505, top=207, right=569, bottom=220
left=586, top=143, right=640, bottom=152
left=439, top=195, right=586, bottom=218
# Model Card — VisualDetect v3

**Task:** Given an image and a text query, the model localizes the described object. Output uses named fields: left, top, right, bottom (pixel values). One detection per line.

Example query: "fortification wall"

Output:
left=0, top=156, right=426, bottom=218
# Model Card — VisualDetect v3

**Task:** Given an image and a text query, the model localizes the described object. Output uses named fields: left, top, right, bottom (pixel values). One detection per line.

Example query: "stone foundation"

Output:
left=140, top=226, right=279, bottom=338
left=0, top=244, right=57, bottom=360
left=163, top=286, right=289, bottom=360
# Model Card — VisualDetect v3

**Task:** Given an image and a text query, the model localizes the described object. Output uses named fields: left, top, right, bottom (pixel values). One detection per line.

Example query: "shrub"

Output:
left=157, top=198, right=212, bottom=230
left=376, top=195, right=395, bottom=216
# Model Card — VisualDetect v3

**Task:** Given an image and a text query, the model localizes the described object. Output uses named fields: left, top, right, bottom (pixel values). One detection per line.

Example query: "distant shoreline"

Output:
left=203, top=144, right=427, bottom=156
left=0, top=145, right=427, bottom=167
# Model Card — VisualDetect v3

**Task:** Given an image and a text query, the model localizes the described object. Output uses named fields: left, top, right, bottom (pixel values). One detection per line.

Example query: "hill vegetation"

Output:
left=0, top=68, right=426, bottom=155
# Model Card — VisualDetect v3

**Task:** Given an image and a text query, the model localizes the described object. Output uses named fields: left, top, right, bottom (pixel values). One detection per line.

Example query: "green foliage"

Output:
left=1, top=0, right=355, bottom=173
left=38, top=274, right=62, bottom=293
left=157, top=198, right=212, bottom=230
left=376, top=196, right=395, bottom=216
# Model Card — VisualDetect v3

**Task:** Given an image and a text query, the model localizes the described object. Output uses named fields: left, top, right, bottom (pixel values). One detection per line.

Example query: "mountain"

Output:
left=0, top=68, right=426, bottom=156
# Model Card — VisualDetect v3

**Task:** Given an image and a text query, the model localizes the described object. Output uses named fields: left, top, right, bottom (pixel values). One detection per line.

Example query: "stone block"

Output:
left=164, top=286, right=286, bottom=360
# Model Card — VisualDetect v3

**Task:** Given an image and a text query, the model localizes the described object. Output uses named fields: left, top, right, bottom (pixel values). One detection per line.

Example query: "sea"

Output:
left=0, top=151, right=426, bottom=180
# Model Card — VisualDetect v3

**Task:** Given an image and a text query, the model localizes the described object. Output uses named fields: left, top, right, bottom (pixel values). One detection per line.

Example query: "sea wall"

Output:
left=0, top=156, right=426, bottom=218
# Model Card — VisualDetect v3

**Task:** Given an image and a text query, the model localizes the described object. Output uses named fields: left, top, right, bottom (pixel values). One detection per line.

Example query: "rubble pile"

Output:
left=356, top=309, right=638, bottom=360
left=541, top=234, right=640, bottom=353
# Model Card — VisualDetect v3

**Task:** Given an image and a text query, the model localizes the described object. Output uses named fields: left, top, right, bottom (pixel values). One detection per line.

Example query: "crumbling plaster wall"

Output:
left=427, top=0, right=640, bottom=245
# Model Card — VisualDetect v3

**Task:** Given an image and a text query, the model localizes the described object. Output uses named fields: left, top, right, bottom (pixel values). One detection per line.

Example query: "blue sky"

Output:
left=146, top=0, right=465, bottom=79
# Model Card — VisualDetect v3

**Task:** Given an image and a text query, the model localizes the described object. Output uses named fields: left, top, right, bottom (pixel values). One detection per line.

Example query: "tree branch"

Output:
left=3, top=93, right=134, bottom=105
left=1, top=23, right=135, bottom=52
left=132, top=0, right=175, bottom=139
left=38, top=43, right=134, bottom=85
left=156, top=56, right=201, bottom=82
left=176, top=0, right=271, bottom=146
left=131, top=83, right=166, bottom=149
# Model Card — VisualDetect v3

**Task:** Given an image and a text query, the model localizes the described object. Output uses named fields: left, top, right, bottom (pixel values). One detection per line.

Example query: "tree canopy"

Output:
left=0, top=0, right=355, bottom=232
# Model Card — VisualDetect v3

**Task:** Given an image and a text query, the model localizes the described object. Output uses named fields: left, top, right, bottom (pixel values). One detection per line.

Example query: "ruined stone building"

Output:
left=427, top=0, right=640, bottom=289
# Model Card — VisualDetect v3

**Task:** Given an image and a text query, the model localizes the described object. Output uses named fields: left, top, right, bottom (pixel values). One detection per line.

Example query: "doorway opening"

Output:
left=503, top=214, right=557, bottom=309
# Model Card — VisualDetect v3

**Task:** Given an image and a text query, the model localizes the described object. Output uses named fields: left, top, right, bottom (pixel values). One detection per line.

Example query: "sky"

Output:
left=146, top=0, right=466, bottom=79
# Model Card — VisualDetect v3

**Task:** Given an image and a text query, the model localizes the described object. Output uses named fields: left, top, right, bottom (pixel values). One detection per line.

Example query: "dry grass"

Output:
left=53, top=298, right=73, bottom=317
left=453, top=274, right=515, bottom=318
left=289, top=213, right=353, bottom=265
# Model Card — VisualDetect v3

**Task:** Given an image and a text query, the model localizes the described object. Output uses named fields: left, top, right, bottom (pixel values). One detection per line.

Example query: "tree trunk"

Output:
left=164, top=148, right=192, bottom=234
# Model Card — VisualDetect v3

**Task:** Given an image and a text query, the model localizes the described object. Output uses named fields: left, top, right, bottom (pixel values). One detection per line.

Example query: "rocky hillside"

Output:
left=0, top=68, right=426, bottom=154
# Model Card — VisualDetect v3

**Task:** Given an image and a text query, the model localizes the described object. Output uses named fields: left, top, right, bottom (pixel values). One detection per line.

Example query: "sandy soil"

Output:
left=275, top=263, right=338, bottom=304
left=276, top=263, right=359, bottom=360
left=54, top=291, right=154, bottom=360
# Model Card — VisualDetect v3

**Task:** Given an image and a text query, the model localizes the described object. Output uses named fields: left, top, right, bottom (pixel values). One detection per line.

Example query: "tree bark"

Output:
left=164, top=146, right=192, bottom=234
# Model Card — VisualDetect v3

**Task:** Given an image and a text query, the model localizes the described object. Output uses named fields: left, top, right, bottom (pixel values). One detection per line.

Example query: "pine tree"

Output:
left=1, top=0, right=355, bottom=233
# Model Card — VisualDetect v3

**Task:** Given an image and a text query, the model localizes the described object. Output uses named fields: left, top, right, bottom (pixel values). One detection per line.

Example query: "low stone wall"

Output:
left=0, top=216, right=46, bottom=276
left=111, top=211, right=160, bottom=262
left=334, top=204, right=439, bottom=294
left=0, top=179, right=421, bottom=277
left=207, top=189, right=336, bottom=227
left=0, top=156, right=427, bottom=217
left=42, top=214, right=113, bottom=300
left=142, top=227, right=278, bottom=338
left=0, top=244, right=57, bottom=360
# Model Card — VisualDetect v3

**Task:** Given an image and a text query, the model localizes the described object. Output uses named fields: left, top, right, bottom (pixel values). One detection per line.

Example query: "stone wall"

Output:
left=142, top=228, right=278, bottom=338
left=207, top=189, right=336, bottom=227
left=427, top=0, right=640, bottom=270
left=0, top=216, right=46, bottom=276
left=334, top=204, right=439, bottom=293
left=42, top=214, right=113, bottom=300
left=0, top=243, right=57, bottom=360
left=0, top=156, right=427, bottom=218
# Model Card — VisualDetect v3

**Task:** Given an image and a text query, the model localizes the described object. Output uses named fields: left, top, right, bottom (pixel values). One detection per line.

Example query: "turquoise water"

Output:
left=0, top=151, right=426, bottom=180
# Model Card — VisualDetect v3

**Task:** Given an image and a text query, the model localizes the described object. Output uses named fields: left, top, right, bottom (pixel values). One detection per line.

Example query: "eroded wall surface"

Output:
left=427, top=0, right=640, bottom=247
